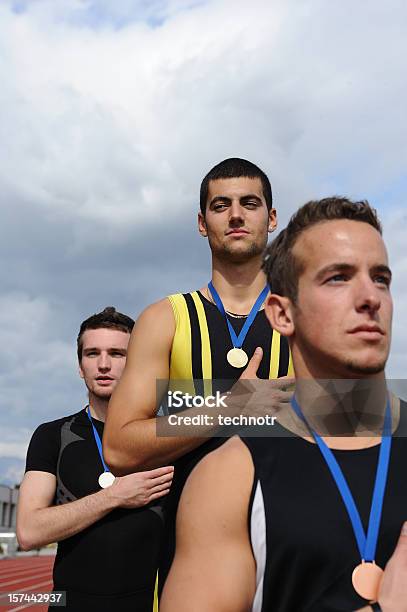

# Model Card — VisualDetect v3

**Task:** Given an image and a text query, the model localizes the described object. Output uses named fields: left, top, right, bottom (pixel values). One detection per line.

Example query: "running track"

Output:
left=0, top=556, right=55, bottom=611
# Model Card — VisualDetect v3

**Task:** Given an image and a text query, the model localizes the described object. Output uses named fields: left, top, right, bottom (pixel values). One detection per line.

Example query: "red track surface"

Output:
left=0, top=556, right=55, bottom=611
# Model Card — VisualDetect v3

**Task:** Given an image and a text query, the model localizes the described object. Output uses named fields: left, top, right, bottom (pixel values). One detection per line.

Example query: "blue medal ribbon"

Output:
left=208, top=282, right=269, bottom=349
left=86, top=406, right=111, bottom=475
left=291, top=396, right=392, bottom=561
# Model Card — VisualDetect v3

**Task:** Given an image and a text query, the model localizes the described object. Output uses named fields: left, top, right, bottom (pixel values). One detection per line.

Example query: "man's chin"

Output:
left=345, top=359, right=386, bottom=377
left=92, top=389, right=113, bottom=400
left=219, top=242, right=265, bottom=262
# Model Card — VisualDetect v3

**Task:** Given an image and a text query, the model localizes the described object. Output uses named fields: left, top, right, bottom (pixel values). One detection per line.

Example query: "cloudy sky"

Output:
left=0, top=0, right=406, bottom=485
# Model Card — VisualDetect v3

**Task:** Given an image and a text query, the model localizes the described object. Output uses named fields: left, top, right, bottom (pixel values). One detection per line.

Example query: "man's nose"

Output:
left=355, top=278, right=381, bottom=314
left=229, top=201, right=244, bottom=224
left=98, top=353, right=111, bottom=370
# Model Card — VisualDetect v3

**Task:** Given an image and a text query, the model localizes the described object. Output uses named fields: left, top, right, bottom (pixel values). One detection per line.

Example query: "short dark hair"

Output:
left=263, top=196, right=382, bottom=303
left=200, top=158, right=273, bottom=215
left=77, top=306, right=134, bottom=361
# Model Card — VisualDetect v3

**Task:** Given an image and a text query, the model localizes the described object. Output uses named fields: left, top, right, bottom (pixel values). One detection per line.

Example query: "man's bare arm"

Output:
left=17, top=466, right=173, bottom=550
left=103, top=299, right=214, bottom=474
left=160, top=437, right=256, bottom=612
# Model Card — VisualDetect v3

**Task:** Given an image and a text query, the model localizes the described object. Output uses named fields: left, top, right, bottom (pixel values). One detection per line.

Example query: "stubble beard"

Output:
left=88, top=384, right=113, bottom=402
left=344, top=359, right=386, bottom=377
left=213, top=238, right=266, bottom=264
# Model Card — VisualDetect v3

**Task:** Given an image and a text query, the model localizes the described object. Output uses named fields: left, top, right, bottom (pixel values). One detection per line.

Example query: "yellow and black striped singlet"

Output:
left=158, top=290, right=292, bottom=593
left=168, top=290, right=293, bottom=391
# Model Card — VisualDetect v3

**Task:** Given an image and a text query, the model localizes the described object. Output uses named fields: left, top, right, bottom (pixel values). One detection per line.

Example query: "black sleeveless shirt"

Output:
left=241, top=400, right=407, bottom=612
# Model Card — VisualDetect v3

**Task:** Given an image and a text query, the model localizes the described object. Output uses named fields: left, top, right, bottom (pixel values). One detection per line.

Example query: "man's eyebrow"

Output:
left=83, top=347, right=127, bottom=353
left=315, top=263, right=355, bottom=281
left=372, top=264, right=392, bottom=278
left=240, top=194, right=262, bottom=202
left=208, top=195, right=232, bottom=207
left=315, top=263, right=393, bottom=281
left=209, top=194, right=262, bottom=207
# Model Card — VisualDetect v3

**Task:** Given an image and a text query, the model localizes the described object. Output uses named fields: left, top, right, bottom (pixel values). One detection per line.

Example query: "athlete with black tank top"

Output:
left=161, top=198, right=407, bottom=612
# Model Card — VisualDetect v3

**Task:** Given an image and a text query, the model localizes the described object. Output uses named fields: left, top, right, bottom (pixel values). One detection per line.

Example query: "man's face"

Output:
left=198, top=176, right=276, bottom=262
left=79, top=328, right=130, bottom=400
left=290, top=220, right=393, bottom=378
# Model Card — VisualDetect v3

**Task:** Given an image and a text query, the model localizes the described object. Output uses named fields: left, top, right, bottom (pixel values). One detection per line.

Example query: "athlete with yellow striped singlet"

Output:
left=103, top=158, right=294, bottom=590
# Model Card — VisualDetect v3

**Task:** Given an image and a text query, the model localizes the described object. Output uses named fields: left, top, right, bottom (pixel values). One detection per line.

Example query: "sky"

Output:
left=0, top=0, right=406, bottom=485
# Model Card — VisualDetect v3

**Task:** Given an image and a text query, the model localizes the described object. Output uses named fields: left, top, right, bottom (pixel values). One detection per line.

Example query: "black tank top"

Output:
left=241, top=400, right=407, bottom=612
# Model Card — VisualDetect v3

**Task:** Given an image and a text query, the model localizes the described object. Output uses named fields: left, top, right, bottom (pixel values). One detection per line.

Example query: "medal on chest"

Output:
left=98, top=471, right=115, bottom=488
left=291, top=396, right=392, bottom=602
left=86, top=406, right=115, bottom=489
left=208, top=282, right=268, bottom=369
left=226, top=347, right=249, bottom=368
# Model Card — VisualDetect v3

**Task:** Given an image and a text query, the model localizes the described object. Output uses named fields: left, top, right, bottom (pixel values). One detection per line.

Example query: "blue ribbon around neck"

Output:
left=86, top=406, right=110, bottom=474
left=291, top=396, right=392, bottom=561
left=208, top=282, right=269, bottom=349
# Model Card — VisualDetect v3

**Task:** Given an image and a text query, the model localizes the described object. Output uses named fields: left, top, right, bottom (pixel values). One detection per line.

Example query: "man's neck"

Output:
left=88, top=395, right=109, bottom=423
left=294, top=376, right=389, bottom=435
left=206, top=256, right=268, bottom=314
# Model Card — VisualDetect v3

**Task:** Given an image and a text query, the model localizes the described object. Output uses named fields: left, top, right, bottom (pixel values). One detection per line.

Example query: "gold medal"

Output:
left=352, top=561, right=383, bottom=601
left=98, top=471, right=115, bottom=488
left=227, top=347, right=248, bottom=368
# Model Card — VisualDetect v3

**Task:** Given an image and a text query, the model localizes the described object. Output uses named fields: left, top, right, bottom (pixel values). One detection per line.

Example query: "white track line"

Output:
left=0, top=564, right=53, bottom=581
left=0, top=571, right=52, bottom=588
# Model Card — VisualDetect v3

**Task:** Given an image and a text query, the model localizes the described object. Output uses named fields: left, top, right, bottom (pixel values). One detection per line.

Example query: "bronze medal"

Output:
left=352, top=561, right=383, bottom=601
left=227, top=347, right=248, bottom=368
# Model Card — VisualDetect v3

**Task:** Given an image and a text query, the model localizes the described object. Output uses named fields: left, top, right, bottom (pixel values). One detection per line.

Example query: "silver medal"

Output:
left=98, top=471, right=115, bottom=488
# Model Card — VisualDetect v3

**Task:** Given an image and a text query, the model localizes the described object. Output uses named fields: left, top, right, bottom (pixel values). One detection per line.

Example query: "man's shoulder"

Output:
left=137, top=291, right=202, bottom=333
left=188, top=437, right=254, bottom=490
left=25, top=410, right=85, bottom=474
left=136, top=297, right=176, bottom=326
left=32, top=410, right=85, bottom=438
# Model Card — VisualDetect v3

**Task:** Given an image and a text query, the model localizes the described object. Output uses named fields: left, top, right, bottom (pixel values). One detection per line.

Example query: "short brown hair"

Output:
left=77, top=306, right=134, bottom=362
left=263, top=196, right=382, bottom=303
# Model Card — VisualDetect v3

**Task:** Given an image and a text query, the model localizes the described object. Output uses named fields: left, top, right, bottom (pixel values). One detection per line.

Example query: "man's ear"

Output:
left=265, top=293, right=295, bottom=337
left=78, top=362, right=84, bottom=379
left=268, top=208, right=277, bottom=233
left=198, top=211, right=208, bottom=237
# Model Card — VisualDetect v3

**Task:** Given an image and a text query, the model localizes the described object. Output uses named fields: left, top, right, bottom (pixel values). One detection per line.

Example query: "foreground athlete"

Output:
left=17, top=307, right=173, bottom=611
left=161, top=198, right=407, bottom=612
left=104, top=158, right=294, bottom=586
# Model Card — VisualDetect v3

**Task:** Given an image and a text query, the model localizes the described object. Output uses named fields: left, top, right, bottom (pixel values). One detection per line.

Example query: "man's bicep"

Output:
left=18, top=471, right=57, bottom=513
left=161, top=440, right=256, bottom=611
left=107, top=299, right=175, bottom=422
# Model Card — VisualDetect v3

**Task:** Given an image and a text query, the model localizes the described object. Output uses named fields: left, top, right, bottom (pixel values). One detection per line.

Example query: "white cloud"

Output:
left=0, top=426, right=32, bottom=459
left=0, top=293, right=78, bottom=418
left=384, top=209, right=407, bottom=380
left=2, top=0, right=405, bottom=230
